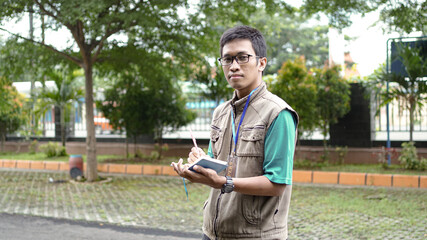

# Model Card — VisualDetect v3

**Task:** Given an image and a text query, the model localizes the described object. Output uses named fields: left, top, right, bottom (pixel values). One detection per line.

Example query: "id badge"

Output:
left=226, top=153, right=238, bottom=177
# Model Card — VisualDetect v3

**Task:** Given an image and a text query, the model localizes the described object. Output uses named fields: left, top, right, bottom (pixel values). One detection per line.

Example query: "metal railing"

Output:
left=12, top=94, right=427, bottom=141
left=372, top=92, right=427, bottom=141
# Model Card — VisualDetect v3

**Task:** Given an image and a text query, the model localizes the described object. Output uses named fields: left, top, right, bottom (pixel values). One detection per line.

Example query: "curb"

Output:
left=293, top=170, right=426, bottom=188
left=1, top=159, right=426, bottom=188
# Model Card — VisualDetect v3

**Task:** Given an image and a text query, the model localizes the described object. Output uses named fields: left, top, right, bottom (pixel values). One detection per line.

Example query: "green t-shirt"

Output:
left=207, top=109, right=296, bottom=185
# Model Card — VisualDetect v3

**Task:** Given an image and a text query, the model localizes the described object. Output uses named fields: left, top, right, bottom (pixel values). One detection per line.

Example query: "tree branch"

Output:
left=34, top=0, right=73, bottom=30
left=90, top=2, right=143, bottom=62
left=33, top=1, right=58, bottom=22
left=0, top=27, right=82, bottom=67
left=92, top=25, right=123, bottom=62
left=45, top=1, right=61, bottom=16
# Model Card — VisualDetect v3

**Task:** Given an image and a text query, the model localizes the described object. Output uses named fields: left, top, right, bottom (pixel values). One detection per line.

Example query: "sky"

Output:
left=341, top=11, right=408, bottom=77
left=0, top=6, right=423, bottom=78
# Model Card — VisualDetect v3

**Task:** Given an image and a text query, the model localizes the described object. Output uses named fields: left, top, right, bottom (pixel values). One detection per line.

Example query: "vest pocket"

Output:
left=210, top=125, right=223, bottom=157
left=238, top=125, right=265, bottom=157
left=242, top=195, right=260, bottom=225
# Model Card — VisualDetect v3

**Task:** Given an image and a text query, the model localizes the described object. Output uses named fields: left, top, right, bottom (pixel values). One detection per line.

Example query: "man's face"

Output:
left=221, top=39, right=266, bottom=98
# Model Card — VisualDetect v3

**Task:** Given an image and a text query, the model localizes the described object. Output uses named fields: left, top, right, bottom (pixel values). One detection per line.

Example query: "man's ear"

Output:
left=258, top=57, right=267, bottom=72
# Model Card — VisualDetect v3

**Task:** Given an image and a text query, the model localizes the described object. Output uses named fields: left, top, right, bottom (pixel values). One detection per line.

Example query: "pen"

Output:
left=189, top=128, right=199, bottom=153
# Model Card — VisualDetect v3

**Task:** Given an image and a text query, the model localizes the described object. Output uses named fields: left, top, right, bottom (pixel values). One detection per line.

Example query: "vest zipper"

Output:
left=213, top=104, right=236, bottom=239
left=213, top=192, right=223, bottom=239
left=231, top=104, right=237, bottom=153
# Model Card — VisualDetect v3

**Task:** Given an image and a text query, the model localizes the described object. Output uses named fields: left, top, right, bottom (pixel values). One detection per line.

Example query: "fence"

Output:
left=10, top=93, right=427, bottom=142
left=372, top=91, right=427, bottom=141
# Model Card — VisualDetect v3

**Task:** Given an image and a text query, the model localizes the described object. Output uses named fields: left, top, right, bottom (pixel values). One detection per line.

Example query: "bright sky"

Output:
left=342, top=11, right=411, bottom=77
left=1, top=5, right=423, bottom=78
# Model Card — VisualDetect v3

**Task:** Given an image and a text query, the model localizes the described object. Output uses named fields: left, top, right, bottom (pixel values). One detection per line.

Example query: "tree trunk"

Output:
left=0, top=123, right=5, bottom=152
left=0, top=132, right=5, bottom=153
left=157, top=129, right=163, bottom=160
left=29, top=7, right=36, bottom=136
left=125, top=136, right=129, bottom=159
left=322, top=121, right=329, bottom=162
left=409, top=100, right=415, bottom=142
left=60, top=106, right=66, bottom=147
left=83, top=61, right=97, bottom=182
left=134, top=136, right=137, bottom=158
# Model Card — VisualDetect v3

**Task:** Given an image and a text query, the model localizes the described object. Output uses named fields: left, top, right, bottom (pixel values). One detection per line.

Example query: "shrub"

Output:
left=373, top=147, right=398, bottom=169
left=39, top=142, right=67, bottom=158
left=398, top=142, right=425, bottom=170
left=335, top=146, right=348, bottom=165
left=294, top=159, right=328, bottom=169
left=153, top=143, right=169, bottom=160
left=28, top=140, right=38, bottom=154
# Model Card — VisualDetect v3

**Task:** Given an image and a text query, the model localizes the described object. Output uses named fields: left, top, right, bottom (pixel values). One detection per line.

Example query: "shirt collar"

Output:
left=230, top=82, right=266, bottom=111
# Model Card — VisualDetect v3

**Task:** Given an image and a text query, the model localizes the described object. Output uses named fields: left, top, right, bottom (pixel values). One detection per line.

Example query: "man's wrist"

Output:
left=221, top=176, right=234, bottom=193
left=216, top=176, right=227, bottom=189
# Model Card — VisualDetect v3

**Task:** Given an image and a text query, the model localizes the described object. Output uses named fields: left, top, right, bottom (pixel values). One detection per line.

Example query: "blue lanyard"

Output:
left=231, top=87, right=259, bottom=153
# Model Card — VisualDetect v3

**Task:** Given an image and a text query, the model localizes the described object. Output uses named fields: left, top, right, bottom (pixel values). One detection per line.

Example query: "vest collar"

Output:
left=230, top=82, right=266, bottom=111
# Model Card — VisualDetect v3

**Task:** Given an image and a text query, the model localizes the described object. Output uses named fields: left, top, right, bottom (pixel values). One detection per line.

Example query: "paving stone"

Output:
left=0, top=169, right=426, bottom=239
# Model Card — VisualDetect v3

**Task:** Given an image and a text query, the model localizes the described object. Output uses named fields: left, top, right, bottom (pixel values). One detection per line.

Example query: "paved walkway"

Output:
left=1, top=168, right=426, bottom=239
left=0, top=213, right=200, bottom=240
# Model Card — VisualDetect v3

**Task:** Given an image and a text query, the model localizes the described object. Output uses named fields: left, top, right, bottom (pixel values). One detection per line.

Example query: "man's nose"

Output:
left=229, top=58, right=240, bottom=71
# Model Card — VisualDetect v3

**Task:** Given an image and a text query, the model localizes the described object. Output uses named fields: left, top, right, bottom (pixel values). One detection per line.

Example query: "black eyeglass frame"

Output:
left=217, top=54, right=260, bottom=66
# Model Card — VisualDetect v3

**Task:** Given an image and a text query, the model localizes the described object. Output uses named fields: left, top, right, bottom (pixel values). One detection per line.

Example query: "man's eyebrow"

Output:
left=223, top=51, right=249, bottom=57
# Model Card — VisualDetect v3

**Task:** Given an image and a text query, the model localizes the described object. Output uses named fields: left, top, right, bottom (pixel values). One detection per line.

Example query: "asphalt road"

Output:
left=0, top=213, right=201, bottom=240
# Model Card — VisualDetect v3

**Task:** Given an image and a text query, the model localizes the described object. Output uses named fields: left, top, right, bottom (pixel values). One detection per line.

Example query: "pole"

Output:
left=386, top=39, right=391, bottom=165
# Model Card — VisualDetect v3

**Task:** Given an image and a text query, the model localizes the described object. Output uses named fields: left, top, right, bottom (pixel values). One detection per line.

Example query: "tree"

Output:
left=98, top=70, right=196, bottom=159
left=378, top=0, right=426, bottom=34
left=267, top=57, right=319, bottom=139
left=371, top=43, right=427, bottom=141
left=99, top=74, right=154, bottom=158
left=248, top=9, right=329, bottom=74
left=192, top=61, right=234, bottom=105
left=35, top=68, right=84, bottom=147
left=313, top=65, right=351, bottom=158
left=2, top=0, right=419, bottom=181
left=0, top=38, right=67, bottom=136
left=0, top=0, right=204, bottom=181
left=147, top=78, right=197, bottom=152
left=301, top=0, right=426, bottom=34
left=0, top=77, right=28, bottom=151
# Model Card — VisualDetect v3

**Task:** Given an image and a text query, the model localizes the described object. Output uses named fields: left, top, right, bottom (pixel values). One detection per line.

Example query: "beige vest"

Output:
left=203, top=82, right=299, bottom=240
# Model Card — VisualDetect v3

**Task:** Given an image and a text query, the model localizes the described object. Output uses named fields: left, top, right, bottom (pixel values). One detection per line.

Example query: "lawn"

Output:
left=0, top=152, right=119, bottom=162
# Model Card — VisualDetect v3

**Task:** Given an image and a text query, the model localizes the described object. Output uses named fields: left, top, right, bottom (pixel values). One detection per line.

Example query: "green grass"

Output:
left=0, top=151, right=178, bottom=166
left=0, top=152, right=120, bottom=162
left=289, top=184, right=427, bottom=239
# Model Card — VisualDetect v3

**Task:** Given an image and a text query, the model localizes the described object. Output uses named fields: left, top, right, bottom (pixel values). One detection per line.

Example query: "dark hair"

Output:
left=219, top=25, right=267, bottom=58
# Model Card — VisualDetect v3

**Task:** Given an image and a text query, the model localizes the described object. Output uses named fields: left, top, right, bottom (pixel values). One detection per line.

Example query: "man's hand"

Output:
left=171, top=158, right=225, bottom=189
left=188, top=147, right=206, bottom=164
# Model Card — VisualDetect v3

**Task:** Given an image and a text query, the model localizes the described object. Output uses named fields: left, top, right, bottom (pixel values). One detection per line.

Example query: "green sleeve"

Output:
left=263, top=110, right=296, bottom=185
left=207, top=141, right=214, bottom=158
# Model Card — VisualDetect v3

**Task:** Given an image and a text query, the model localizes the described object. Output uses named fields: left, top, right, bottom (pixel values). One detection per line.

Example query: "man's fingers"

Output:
left=194, top=147, right=205, bottom=156
left=192, top=165, right=212, bottom=176
left=188, top=147, right=206, bottom=163
left=171, top=158, right=185, bottom=174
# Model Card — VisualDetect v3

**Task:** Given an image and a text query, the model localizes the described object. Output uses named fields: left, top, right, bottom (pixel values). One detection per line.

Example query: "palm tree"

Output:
left=381, top=43, right=427, bottom=141
left=36, top=69, right=84, bottom=146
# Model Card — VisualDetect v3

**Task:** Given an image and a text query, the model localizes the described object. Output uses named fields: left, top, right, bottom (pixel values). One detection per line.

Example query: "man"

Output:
left=172, top=25, right=298, bottom=240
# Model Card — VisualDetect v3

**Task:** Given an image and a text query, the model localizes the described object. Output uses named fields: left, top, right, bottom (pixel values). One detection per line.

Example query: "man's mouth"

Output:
left=229, top=74, right=243, bottom=80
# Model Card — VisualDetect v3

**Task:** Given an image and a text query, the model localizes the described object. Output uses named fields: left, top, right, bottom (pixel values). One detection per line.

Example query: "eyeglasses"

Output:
left=217, top=54, right=259, bottom=66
